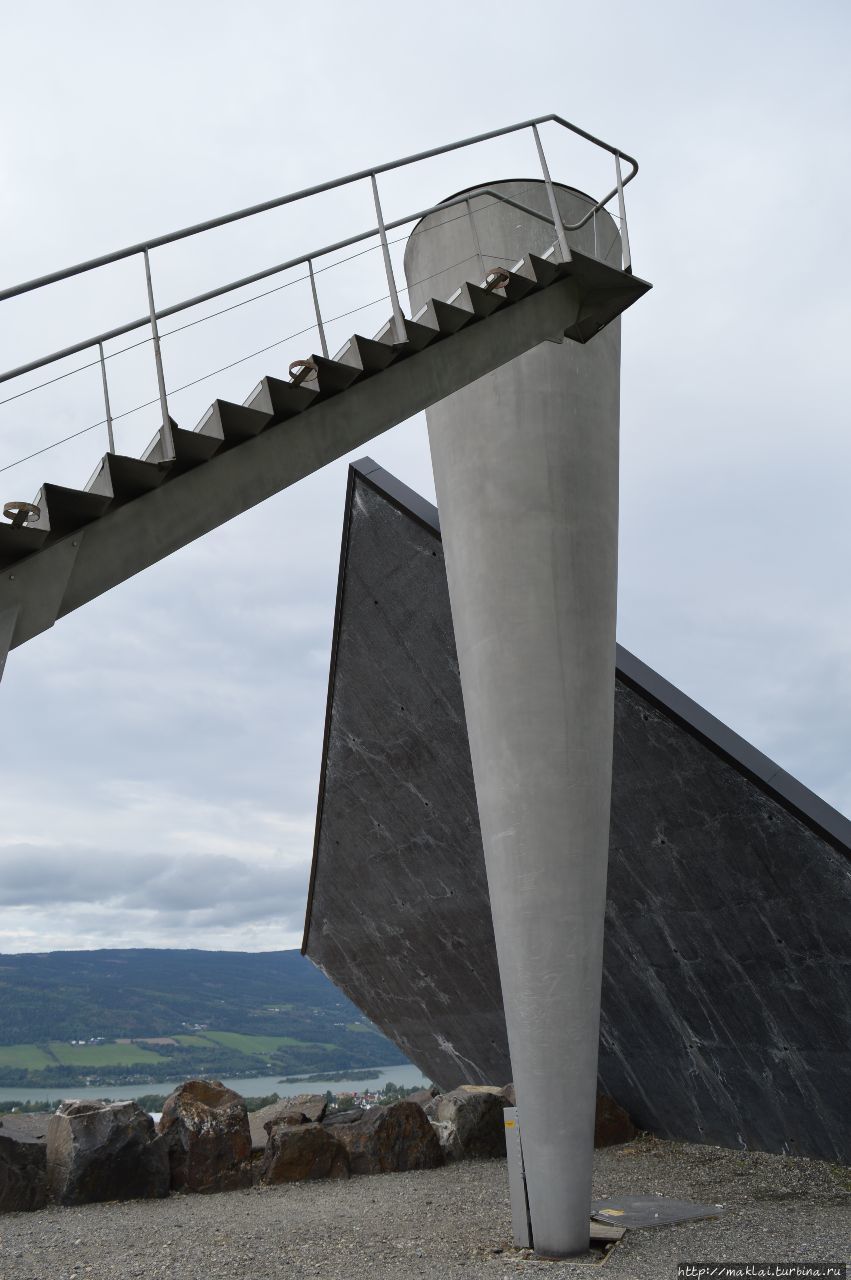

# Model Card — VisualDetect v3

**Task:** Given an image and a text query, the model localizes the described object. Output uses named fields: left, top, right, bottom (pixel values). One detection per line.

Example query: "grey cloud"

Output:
left=0, top=1, right=848, bottom=956
left=0, top=843, right=307, bottom=926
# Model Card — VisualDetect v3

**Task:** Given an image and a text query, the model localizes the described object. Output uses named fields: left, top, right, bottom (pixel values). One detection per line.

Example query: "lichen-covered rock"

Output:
left=259, top=1121, right=349, bottom=1183
left=327, top=1101, right=443, bottom=1175
left=158, top=1079, right=251, bottom=1193
left=0, top=1129, right=48, bottom=1212
left=249, top=1095, right=327, bottom=1150
left=47, top=1100, right=168, bottom=1206
left=426, top=1088, right=506, bottom=1160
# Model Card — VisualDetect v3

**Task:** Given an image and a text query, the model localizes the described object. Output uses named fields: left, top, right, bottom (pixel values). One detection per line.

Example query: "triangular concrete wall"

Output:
left=303, top=461, right=851, bottom=1164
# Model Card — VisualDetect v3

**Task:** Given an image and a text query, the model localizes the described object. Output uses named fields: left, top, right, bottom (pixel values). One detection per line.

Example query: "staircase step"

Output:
left=519, top=252, right=565, bottom=290
left=142, top=418, right=222, bottom=471
left=449, top=281, right=506, bottom=319
left=196, top=399, right=272, bottom=444
left=0, top=524, right=49, bottom=570
left=86, top=454, right=169, bottom=501
left=335, top=335, right=398, bottom=375
left=373, top=316, right=440, bottom=352
left=0, top=244, right=651, bottom=656
left=411, top=297, right=474, bottom=335
left=484, top=264, right=539, bottom=303
left=290, top=355, right=362, bottom=398
left=244, top=377, right=317, bottom=420
left=558, top=249, right=651, bottom=343
left=33, top=483, right=112, bottom=537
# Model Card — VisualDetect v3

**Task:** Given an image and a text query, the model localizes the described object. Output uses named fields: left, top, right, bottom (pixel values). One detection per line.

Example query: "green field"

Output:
left=199, top=1030, right=338, bottom=1055
left=47, top=1041, right=167, bottom=1067
left=0, top=1043, right=54, bottom=1070
left=0, top=1030, right=350, bottom=1076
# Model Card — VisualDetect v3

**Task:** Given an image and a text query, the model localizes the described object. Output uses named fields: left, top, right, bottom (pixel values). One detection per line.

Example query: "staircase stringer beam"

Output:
left=0, top=607, right=19, bottom=682
left=0, top=277, right=585, bottom=653
left=0, top=538, right=82, bottom=657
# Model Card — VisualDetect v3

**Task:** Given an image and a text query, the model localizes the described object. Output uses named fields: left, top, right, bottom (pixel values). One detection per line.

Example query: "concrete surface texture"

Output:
left=304, top=466, right=851, bottom=1167
left=404, top=179, right=625, bottom=1255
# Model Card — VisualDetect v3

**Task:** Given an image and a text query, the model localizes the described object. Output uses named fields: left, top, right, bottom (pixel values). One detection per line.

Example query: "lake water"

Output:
left=0, top=1062, right=429, bottom=1107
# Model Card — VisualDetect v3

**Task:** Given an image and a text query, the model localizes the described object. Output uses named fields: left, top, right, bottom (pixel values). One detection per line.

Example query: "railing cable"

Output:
left=0, top=185, right=544, bottom=410
left=0, top=253, right=479, bottom=476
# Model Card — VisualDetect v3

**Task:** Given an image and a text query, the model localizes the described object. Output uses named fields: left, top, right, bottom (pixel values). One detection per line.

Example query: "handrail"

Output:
left=0, top=191, right=560, bottom=387
left=0, top=112, right=638, bottom=466
left=0, top=114, right=636, bottom=303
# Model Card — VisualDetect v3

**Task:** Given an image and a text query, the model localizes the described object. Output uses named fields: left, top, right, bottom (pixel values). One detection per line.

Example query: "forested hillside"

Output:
left=0, top=949, right=406, bottom=1087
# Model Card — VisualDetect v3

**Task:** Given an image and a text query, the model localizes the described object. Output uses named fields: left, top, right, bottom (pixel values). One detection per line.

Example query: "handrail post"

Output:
left=97, top=341, right=115, bottom=454
left=307, top=259, right=329, bottom=358
left=370, top=173, right=406, bottom=344
left=142, top=248, right=175, bottom=461
left=532, top=124, right=570, bottom=263
left=614, top=152, right=632, bottom=274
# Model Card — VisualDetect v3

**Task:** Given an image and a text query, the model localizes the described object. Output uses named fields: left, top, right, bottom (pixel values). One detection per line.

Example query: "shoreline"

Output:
left=0, top=1063, right=429, bottom=1108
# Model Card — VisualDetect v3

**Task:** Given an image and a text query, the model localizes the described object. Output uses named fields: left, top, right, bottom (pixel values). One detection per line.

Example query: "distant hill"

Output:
left=0, top=949, right=407, bottom=1088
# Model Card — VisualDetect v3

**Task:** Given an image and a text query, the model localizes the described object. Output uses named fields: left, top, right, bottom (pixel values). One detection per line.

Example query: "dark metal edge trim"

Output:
left=301, top=464, right=360, bottom=954
left=352, top=458, right=441, bottom=534
left=614, top=650, right=851, bottom=857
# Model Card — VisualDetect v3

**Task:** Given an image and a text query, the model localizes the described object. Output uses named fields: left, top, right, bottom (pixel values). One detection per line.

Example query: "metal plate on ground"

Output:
left=591, top=1195, right=727, bottom=1229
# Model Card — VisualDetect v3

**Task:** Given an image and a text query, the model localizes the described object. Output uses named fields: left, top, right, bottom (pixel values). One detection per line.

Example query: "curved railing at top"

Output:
left=0, top=114, right=638, bottom=462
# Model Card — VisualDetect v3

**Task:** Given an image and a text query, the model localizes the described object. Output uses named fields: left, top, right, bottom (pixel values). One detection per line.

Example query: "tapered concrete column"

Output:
left=404, top=183, right=622, bottom=1257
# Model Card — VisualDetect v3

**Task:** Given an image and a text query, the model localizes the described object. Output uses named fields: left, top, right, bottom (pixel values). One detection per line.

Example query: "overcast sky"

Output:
left=0, top=0, right=848, bottom=955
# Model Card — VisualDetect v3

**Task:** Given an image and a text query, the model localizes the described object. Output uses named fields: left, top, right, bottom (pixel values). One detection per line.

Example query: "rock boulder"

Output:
left=594, top=1092, right=636, bottom=1146
left=47, top=1100, right=169, bottom=1206
left=158, top=1079, right=251, bottom=1193
left=426, top=1088, right=506, bottom=1160
left=321, top=1107, right=364, bottom=1126
left=499, top=1084, right=636, bottom=1145
left=407, top=1087, right=440, bottom=1107
left=327, top=1101, right=443, bottom=1175
left=0, top=1129, right=48, bottom=1213
left=284, top=1093, right=328, bottom=1123
left=0, top=1113, right=50, bottom=1141
left=259, top=1121, right=349, bottom=1183
left=249, top=1095, right=327, bottom=1150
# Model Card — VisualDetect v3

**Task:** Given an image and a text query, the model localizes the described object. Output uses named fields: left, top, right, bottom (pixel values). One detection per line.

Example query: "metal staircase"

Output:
left=0, top=115, right=650, bottom=679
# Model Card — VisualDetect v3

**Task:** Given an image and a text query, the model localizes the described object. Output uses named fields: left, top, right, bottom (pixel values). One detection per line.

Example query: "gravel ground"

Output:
left=1, top=1135, right=848, bottom=1280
